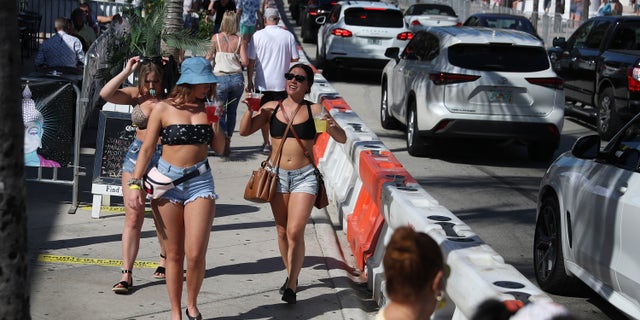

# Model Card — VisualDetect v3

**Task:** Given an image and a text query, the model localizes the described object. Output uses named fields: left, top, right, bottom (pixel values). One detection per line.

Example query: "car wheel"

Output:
left=302, top=19, right=314, bottom=43
left=406, top=102, right=430, bottom=157
left=528, top=141, right=557, bottom=162
left=380, top=81, right=401, bottom=130
left=323, top=60, right=337, bottom=80
left=315, top=44, right=325, bottom=69
left=533, top=196, right=574, bottom=294
left=598, top=87, right=622, bottom=141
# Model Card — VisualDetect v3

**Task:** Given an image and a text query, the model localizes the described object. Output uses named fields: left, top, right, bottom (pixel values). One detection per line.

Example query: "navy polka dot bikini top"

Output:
left=160, top=124, right=213, bottom=145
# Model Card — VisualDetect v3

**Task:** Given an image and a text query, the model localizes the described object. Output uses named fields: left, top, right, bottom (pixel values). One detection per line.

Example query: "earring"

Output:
left=435, top=291, right=447, bottom=310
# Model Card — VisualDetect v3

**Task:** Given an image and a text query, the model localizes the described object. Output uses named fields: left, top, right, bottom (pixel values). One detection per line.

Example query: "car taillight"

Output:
left=309, top=8, right=318, bottom=16
left=525, top=77, right=564, bottom=90
left=331, top=28, right=353, bottom=37
left=429, top=72, right=480, bottom=85
left=411, top=20, right=421, bottom=26
left=628, top=66, right=640, bottom=92
left=397, top=32, right=413, bottom=41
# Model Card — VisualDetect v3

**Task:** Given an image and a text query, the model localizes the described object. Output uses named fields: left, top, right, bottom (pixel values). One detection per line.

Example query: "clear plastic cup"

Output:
left=246, top=92, right=263, bottom=112
left=205, top=100, right=220, bottom=123
left=314, top=109, right=327, bottom=132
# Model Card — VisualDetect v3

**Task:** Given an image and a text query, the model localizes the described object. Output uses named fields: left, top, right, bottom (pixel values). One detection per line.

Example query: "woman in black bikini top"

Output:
left=239, top=63, right=346, bottom=304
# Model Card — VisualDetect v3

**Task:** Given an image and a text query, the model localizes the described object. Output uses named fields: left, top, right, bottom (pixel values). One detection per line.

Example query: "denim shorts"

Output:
left=156, top=158, right=218, bottom=204
left=276, top=164, right=319, bottom=195
left=122, top=138, right=162, bottom=174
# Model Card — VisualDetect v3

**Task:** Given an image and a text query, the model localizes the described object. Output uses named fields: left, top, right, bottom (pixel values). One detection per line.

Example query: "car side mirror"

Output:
left=315, top=15, right=327, bottom=25
left=552, top=37, right=566, bottom=48
left=571, top=135, right=601, bottom=159
left=384, top=47, right=400, bottom=60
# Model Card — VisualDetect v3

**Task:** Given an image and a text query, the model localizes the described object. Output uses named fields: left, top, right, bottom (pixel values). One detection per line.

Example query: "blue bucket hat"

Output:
left=176, top=57, right=218, bottom=85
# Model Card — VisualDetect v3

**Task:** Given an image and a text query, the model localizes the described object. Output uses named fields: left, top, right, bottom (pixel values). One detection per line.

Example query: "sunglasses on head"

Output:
left=139, top=56, right=163, bottom=65
left=284, top=73, right=306, bottom=82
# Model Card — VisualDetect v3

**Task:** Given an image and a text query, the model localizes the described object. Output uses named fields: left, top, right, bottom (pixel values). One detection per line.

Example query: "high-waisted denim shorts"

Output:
left=276, top=163, right=318, bottom=195
left=122, top=138, right=162, bottom=173
left=156, top=158, right=218, bottom=204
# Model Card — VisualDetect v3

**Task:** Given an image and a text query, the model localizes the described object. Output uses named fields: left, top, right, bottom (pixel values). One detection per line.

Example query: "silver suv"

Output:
left=315, top=1, right=412, bottom=78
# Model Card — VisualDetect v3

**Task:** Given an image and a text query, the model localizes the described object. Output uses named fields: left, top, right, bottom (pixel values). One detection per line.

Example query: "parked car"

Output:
left=534, top=113, right=640, bottom=319
left=300, top=0, right=337, bottom=43
left=403, top=3, right=460, bottom=31
left=315, top=1, right=412, bottom=78
left=380, top=27, right=564, bottom=160
left=548, top=16, right=640, bottom=140
left=463, top=13, right=542, bottom=42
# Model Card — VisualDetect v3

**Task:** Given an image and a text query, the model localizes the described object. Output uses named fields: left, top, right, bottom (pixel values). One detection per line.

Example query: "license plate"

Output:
left=487, top=89, right=512, bottom=103
left=368, top=38, right=381, bottom=45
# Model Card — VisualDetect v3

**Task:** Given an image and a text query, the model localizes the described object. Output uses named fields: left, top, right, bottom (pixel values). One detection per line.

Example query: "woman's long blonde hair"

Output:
left=220, top=11, right=239, bottom=35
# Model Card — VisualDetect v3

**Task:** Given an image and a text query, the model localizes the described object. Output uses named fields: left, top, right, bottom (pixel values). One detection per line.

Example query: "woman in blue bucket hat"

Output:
left=127, top=56, right=224, bottom=320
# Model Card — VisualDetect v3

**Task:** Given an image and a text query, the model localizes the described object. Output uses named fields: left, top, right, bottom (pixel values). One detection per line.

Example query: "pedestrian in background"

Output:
left=239, top=63, right=346, bottom=304
left=246, top=8, right=300, bottom=154
left=127, top=57, right=224, bottom=320
left=100, top=56, right=168, bottom=294
left=236, top=0, right=261, bottom=43
left=206, top=10, right=248, bottom=157
left=375, top=226, right=447, bottom=320
left=207, top=0, right=237, bottom=34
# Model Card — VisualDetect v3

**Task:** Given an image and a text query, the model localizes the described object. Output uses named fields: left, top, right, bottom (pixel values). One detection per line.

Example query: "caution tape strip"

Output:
left=37, top=254, right=158, bottom=269
left=78, top=205, right=153, bottom=215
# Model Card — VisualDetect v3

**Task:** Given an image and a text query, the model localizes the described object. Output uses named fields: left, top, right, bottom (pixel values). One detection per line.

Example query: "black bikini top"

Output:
left=160, top=124, right=213, bottom=145
left=269, top=101, right=316, bottom=140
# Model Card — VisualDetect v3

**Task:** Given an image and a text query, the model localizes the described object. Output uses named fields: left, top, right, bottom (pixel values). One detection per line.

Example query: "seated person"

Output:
left=71, top=8, right=96, bottom=50
left=34, top=17, right=85, bottom=71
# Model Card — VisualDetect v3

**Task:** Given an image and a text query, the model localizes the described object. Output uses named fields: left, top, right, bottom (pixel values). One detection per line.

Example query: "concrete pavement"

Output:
left=25, top=105, right=379, bottom=319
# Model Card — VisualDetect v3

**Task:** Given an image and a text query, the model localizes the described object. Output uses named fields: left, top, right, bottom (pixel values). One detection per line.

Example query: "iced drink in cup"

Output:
left=205, top=99, right=221, bottom=123
left=246, top=92, right=263, bottom=112
left=314, top=109, right=327, bottom=132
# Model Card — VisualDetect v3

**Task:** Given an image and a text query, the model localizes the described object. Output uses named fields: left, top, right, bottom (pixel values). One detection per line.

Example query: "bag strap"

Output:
left=270, top=101, right=301, bottom=169
left=280, top=100, right=321, bottom=173
left=172, top=161, right=210, bottom=186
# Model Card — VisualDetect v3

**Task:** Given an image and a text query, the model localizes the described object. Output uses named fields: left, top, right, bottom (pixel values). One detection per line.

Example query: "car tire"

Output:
left=528, top=141, right=557, bottom=162
left=598, top=87, right=622, bottom=141
left=302, top=18, right=314, bottom=43
left=533, top=196, right=576, bottom=294
left=406, top=102, right=431, bottom=157
left=323, top=61, right=337, bottom=80
left=315, top=44, right=325, bottom=69
left=380, top=81, right=401, bottom=130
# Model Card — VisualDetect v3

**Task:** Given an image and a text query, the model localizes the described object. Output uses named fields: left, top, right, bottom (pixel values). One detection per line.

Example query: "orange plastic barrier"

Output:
left=347, top=188, right=384, bottom=271
left=321, top=96, right=352, bottom=112
left=313, top=132, right=331, bottom=161
left=358, top=150, right=416, bottom=202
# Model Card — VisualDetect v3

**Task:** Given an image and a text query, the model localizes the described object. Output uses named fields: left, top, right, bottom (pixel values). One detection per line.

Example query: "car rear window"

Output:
left=448, top=44, right=550, bottom=72
left=344, top=8, right=404, bottom=27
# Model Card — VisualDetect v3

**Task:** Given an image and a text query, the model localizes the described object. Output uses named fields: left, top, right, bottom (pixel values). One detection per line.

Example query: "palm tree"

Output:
left=0, top=1, right=31, bottom=319
left=163, top=0, right=185, bottom=60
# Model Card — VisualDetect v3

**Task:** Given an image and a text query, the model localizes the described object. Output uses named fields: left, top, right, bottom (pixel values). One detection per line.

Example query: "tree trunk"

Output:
left=532, top=0, right=540, bottom=30
left=162, top=0, right=184, bottom=61
left=0, top=1, right=31, bottom=319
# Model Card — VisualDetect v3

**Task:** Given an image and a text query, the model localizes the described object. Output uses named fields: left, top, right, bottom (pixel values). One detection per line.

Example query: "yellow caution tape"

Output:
left=78, top=205, right=153, bottom=215
left=37, top=254, right=158, bottom=269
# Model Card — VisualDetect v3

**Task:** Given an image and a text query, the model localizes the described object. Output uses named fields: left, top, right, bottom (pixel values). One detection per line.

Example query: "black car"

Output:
left=300, top=0, right=337, bottom=43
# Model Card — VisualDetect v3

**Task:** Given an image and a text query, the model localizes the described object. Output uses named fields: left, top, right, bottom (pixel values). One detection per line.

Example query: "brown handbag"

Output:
left=243, top=103, right=300, bottom=203
left=280, top=101, right=329, bottom=209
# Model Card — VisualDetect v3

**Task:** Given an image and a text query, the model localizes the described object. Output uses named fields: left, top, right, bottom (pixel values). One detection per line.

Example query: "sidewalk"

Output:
left=22, top=49, right=378, bottom=319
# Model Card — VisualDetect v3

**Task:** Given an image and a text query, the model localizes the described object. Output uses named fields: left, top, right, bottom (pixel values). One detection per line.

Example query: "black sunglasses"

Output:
left=139, top=56, right=163, bottom=65
left=284, top=73, right=306, bottom=82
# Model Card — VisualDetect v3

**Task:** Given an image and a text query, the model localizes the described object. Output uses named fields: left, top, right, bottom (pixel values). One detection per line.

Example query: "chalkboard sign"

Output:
left=92, top=111, right=135, bottom=185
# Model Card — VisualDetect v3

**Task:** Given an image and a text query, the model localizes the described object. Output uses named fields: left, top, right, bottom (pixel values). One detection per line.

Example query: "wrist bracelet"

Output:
left=129, top=185, right=142, bottom=190
left=127, top=178, right=143, bottom=187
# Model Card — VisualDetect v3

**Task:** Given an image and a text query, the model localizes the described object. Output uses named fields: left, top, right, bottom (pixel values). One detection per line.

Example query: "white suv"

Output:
left=315, top=1, right=412, bottom=78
